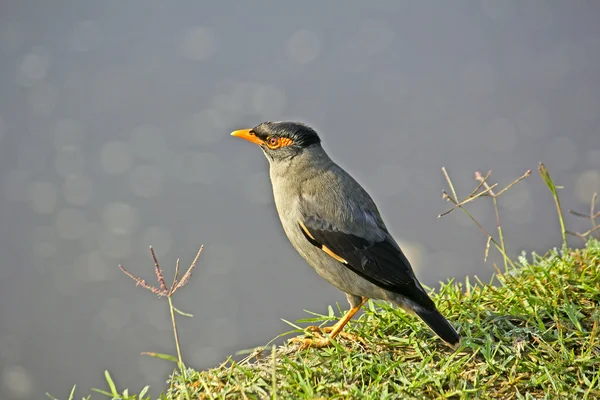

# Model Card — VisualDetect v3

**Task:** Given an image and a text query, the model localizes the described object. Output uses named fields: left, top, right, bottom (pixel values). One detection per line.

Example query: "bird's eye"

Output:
left=266, top=136, right=280, bottom=148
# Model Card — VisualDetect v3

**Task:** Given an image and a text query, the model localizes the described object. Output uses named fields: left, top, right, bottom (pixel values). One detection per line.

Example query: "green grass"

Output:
left=163, top=239, right=600, bottom=399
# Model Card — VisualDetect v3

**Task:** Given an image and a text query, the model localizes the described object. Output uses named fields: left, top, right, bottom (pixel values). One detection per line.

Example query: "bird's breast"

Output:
left=270, top=174, right=298, bottom=214
left=269, top=176, right=312, bottom=252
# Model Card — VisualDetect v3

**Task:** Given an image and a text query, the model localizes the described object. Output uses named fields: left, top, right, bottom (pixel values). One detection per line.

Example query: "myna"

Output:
left=231, top=121, right=460, bottom=349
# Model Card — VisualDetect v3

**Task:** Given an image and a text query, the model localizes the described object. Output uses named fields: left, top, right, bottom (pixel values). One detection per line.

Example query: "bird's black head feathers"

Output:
left=251, top=121, right=321, bottom=149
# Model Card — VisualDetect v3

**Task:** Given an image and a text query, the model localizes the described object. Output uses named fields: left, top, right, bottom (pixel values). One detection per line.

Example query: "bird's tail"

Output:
left=415, top=308, right=460, bottom=346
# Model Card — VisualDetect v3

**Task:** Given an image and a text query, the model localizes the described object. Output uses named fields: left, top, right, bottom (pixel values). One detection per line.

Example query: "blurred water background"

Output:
left=1, top=1, right=599, bottom=398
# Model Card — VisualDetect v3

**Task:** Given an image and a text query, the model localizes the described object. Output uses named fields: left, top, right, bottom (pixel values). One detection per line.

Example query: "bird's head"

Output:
left=230, top=121, right=321, bottom=162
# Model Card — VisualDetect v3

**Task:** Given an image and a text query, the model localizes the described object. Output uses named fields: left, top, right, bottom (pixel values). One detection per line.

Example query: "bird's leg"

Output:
left=317, top=297, right=368, bottom=337
left=291, top=297, right=368, bottom=349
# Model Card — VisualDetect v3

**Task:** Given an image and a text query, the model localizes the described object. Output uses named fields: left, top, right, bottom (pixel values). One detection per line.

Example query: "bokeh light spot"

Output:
left=94, top=298, right=131, bottom=339
left=97, top=228, right=132, bottom=259
left=575, top=170, right=600, bottom=204
left=29, top=82, right=58, bottom=115
left=101, top=141, right=133, bottom=175
left=2, top=365, right=34, bottom=398
left=190, top=108, right=228, bottom=144
left=129, top=124, right=166, bottom=160
left=32, top=225, right=59, bottom=259
left=55, top=208, right=88, bottom=240
left=29, top=181, right=58, bottom=215
left=130, top=165, right=164, bottom=198
left=286, top=29, right=321, bottom=64
left=179, top=26, right=217, bottom=60
left=175, top=151, right=222, bottom=185
left=251, top=85, right=287, bottom=117
left=20, top=52, right=47, bottom=81
left=55, top=147, right=85, bottom=178
left=102, top=202, right=139, bottom=234
left=79, top=251, right=114, bottom=282
left=54, top=119, right=84, bottom=150
left=63, top=175, right=93, bottom=206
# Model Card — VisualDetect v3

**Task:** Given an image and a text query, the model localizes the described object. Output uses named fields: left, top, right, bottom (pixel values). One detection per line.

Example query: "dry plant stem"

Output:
left=445, top=192, right=515, bottom=269
left=567, top=193, right=600, bottom=243
left=438, top=169, right=531, bottom=219
left=568, top=193, right=600, bottom=242
left=569, top=192, right=600, bottom=223
left=438, top=185, right=498, bottom=217
left=487, top=169, right=531, bottom=197
left=169, top=296, right=185, bottom=371
left=440, top=167, right=521, bottom=269
left=172, top=258, right=180, bottom=292
left=581, top=225, right=600, bottom=238
left=271, top=345, right=277, bottom=400
left=175, top=246, right=203, bottom=293
left=438, top=169, right=498, bottom=218
left=118, top=245, right=204, bottom=400
left=591, top=192, right=598, bottom=230
left=569, top=210, right=592, bottom=219
left=476, top=171, right=508, bottom=271
left=567, top=225, right=600, bottom=242
left=167, top=298, right=192, bottom=400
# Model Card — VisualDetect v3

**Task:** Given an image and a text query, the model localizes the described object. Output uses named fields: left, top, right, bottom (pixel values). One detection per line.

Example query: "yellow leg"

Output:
left=290, top=297, right=368, bottom=349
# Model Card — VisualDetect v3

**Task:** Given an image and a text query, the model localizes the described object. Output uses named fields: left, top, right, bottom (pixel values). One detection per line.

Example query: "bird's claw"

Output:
left=307, top=325, right=366, bottom=345
left=288, top=336, right=332, bottom=350
left=288, top=326, right=366, bottom=350
left=306, top=325, right=325, bottom=333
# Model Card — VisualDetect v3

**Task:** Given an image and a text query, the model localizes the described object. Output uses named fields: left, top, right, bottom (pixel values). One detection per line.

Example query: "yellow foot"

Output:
left=288, top=326, right=366, bottom=350
left=288, top=335, right=332, bottom=350
left=306, top=325, right=366, bottom=345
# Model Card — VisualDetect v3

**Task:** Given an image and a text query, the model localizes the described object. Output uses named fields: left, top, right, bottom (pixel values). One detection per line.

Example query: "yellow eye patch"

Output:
left=266, top=136, right=294, bottom=149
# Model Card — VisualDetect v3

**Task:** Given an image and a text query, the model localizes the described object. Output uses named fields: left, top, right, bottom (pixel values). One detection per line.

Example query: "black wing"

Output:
left=298, top=215, right=435, bottom=309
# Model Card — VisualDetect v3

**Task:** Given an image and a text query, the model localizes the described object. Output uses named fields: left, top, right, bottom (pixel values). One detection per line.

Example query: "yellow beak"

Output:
left=230, top=129, right=263, bottom=145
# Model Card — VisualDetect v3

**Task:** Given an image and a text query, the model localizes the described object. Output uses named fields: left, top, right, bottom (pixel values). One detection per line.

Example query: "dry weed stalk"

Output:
left=439, top=162, right=597, bottom=269
left=119, top=245, right=202, bottom=298
left=568, top=192, right=600, bottom=242
left=119, top=245, right=205, bottom=400
left=438, top=167, right=531, bottom=268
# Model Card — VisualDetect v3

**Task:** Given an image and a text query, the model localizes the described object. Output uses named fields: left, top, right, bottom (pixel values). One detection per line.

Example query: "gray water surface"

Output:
left=1, top=1, right=599, bottom=399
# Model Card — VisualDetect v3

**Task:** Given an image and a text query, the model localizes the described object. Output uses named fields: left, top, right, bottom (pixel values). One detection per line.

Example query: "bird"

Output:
left=230, top=121, right=460, bottom=349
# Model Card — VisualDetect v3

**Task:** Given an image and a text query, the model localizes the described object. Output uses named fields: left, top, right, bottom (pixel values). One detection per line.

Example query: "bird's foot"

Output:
left=288, top=335, right=332, bottom=350
left=307, top=325, right=366, bottom=345
left=287, top=326, right=365, bottom=350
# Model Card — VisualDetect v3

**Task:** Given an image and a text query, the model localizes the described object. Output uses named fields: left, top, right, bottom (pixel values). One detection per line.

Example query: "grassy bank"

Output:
left=48, top=165, right=600, bottom=399
left=167, top=239, right=600, bottom=399
left=52, top=238, right=600, bottom=400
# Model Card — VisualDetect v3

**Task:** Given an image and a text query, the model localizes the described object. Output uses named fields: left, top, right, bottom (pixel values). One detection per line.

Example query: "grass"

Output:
left=47, top=164, right=600, bottom=399
left=165, top=239, right=600, bottom=399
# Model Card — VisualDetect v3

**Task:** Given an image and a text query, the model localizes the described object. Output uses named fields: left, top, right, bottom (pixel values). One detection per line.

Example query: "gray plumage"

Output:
left=232, top=121, right=460, bottom=346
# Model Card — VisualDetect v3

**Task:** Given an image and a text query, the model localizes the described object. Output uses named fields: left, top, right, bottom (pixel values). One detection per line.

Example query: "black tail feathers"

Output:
left=415, top=308, right=460, bottom=346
